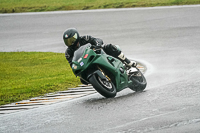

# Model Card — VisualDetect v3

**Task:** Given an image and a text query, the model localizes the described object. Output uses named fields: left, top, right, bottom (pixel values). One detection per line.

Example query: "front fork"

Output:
left=97, top=66, right=111, bottom=82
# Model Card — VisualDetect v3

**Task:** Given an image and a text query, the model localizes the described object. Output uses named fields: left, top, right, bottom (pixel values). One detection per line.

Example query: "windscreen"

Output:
left=72, top=44, right=91, bottom=61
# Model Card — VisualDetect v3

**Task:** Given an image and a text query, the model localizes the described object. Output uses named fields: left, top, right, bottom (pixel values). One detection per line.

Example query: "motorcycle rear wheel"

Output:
left=129, top=67, right=147, bottom=92
left=89, top=74, right=116, bottom=98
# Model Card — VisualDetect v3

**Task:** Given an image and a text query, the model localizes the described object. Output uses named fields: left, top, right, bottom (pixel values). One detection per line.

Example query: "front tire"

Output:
left=89, top=74, right=116, bottom=98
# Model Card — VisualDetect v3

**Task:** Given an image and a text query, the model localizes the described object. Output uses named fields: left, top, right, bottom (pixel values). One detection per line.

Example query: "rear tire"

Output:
left=89, top=74, right=116, bottom=98
left=129, top=68, right=147, bottom=92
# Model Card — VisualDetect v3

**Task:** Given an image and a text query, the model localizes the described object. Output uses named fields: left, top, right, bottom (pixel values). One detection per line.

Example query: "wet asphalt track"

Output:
left=1, top=5, right=200, bottom=133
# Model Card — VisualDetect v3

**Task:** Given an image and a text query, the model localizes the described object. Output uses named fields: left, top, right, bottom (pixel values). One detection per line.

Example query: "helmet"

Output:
left=63, top=28, right=80, bottom=48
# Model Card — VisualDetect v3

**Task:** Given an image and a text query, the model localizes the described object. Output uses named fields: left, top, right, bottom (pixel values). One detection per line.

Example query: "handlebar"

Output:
left=90, top=45, right=103, bottom=51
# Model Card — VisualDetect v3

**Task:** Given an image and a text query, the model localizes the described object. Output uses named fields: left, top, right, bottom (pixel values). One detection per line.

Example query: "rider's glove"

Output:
left=91, top=41, right=102, bottom=50
left=95, top=45, right=102, bottom=50
left=95, top=41, right=102, bottom=49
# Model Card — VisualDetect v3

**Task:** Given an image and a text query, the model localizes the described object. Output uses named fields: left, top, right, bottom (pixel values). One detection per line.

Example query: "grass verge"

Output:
left=0, top=0, right=200, bottom=13
left=0, top=52, right=80, bottom=106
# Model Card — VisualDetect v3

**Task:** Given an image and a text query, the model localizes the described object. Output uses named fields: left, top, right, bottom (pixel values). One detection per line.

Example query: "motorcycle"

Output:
left=71, top=44, right=147, bottom=98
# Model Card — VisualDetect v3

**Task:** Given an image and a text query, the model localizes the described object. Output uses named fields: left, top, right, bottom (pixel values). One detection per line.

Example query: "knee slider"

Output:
left=103, top=44, right=121, bottom=57
left=118, top=52, right=126, bottom=61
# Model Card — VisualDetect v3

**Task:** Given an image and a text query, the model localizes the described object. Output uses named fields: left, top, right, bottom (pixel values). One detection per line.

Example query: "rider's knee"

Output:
left=103, top=44, right=121, bottom=57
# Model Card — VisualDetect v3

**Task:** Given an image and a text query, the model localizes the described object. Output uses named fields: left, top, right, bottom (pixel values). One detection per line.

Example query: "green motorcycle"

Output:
left=71, top=44, right=147, bottom=98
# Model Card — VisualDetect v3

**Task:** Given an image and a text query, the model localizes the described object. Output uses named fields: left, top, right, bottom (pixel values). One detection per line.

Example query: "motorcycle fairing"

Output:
left=72, top=44, right=131, bottom=92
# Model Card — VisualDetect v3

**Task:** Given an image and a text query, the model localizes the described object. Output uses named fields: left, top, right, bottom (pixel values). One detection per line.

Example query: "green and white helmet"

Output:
left=63, top=28, right=79, bottom=47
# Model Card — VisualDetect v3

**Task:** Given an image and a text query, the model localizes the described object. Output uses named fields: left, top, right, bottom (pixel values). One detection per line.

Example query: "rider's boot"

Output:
left=118, top=52, right=137, bottom=68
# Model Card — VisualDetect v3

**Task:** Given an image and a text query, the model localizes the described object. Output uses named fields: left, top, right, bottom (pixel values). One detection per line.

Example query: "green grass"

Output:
left=0, top=0, right=200, bottom=13
left=0, top=52, right=81, bottom=105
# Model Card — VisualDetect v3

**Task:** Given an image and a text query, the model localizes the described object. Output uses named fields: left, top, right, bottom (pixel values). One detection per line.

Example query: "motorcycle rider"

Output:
left=63, top=28, right=137, bottom=69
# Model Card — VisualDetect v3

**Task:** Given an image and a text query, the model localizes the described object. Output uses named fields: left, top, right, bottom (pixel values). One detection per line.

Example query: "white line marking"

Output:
left=0, top=5, right=200, bottom=16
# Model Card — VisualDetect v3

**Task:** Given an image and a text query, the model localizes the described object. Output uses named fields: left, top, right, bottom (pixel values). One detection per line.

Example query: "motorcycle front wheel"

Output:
left=89, top=74, right=116, bottom=98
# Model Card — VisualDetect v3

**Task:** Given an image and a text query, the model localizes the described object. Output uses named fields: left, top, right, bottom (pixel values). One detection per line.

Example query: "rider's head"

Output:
left=63, top=28, right=80, bottom=49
